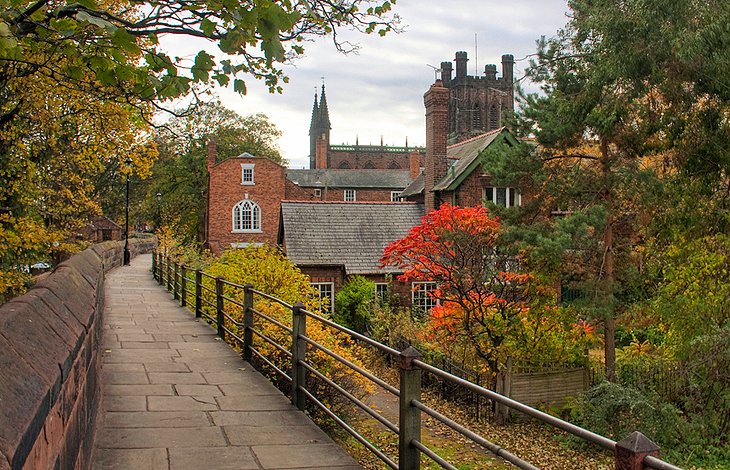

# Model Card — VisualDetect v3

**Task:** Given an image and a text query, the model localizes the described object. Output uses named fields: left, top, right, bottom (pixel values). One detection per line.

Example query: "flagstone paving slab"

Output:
left=93, top=255, right=361, bottom=469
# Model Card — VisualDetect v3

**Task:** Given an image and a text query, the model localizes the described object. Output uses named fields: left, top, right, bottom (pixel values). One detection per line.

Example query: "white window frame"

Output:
left=483, top=187, right=521, bottom=208
left=391, top=191, right=401, bottom=202
left=232, top=197, right=262, bottom=233
left=314, top=188, right=322, bottom=197
left=241, top=163, right=255, bottom=185
left=412, top=282, right=437, bottom=313
left=344, top=189, right=356, bottom=202
left=311, top=282, right=335, bottom=314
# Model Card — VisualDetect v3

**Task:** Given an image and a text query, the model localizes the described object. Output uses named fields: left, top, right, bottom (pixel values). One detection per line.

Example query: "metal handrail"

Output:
left=250, top=307, right=293, bottom=334
left=153, top=255, right=684, bottom=470
left=250, top=346, right=291, bottom=381
left=300, top=360, right=399, bottom=434
left=297, top=386, right=398, bottom=470
left=413, top=358, right=617, bottom=451
left=411, top=400, right=537, bottom=469
left=301, top=307, right=401, bottom=356
left=300, top=334, right=400, bottom=396
left=249, top=326, right=292, bottom=358
left=251, top=288, right=293, bottom=309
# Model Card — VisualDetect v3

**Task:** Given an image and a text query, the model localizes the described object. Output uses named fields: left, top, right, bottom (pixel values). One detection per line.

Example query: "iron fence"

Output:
left=152, top=252, right=682, bottom=470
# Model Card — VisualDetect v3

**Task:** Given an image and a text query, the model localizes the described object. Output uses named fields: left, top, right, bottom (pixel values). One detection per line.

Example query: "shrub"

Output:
left=334, top=276, right=375, bottom=333
left=569, top=382, right=686, bottom=450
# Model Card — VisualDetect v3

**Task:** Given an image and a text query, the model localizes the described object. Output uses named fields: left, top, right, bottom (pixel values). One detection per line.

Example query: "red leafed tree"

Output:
left=380, top=204, right=536, bottom=373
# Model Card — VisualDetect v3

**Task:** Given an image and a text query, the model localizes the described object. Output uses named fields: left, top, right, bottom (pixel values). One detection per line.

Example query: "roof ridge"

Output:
left=281, top=200, right=419, bottom=205
left=447, top=127, right=505, bottom=150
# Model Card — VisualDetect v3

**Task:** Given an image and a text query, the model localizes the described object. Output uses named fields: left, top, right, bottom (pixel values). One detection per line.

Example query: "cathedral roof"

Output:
left=279, top=201, right=425, bottom=274
left=286, top=169, right=413, bottom=189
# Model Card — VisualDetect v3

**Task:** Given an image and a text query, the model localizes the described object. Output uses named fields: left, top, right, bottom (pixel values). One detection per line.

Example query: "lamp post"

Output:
left=123, top=158, right=132, bottom=266
left=156, top=192, right=162, bottom=229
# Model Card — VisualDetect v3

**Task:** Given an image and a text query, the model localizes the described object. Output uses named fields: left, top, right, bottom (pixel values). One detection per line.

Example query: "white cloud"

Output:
left=160, top=0, right=570, bottom=168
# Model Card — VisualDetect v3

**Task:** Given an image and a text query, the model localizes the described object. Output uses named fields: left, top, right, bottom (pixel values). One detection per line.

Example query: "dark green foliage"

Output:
left=334, top=276, right=375, bottom=333
left=569, top=382, right=685, bottom=448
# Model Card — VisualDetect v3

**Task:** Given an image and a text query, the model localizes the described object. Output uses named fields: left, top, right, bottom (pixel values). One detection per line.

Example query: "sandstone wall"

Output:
left=0, top=238, right=155, bottom=470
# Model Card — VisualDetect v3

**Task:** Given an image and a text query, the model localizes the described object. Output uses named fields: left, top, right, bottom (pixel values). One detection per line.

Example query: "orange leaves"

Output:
left=380, top=204, right=502, bottom=286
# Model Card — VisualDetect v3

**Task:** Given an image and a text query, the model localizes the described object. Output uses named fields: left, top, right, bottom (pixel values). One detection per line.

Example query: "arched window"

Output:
left=387, top=161, right=402, bottom=169
left=489, top=104, right=500, bottom=130
left=472, top=103, right=482, bottom=130
left=232, top=199, right=261, bottom=232
left=338, top=161, right=351, bottom=169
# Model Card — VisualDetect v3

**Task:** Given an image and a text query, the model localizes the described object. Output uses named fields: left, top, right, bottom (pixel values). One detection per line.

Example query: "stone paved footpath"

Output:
left=93, top=254, right=361, bottom=470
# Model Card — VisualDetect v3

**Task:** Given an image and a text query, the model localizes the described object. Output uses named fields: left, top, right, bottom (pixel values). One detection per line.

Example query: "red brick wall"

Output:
left=454, top=170, right=486, bottom=207
left=0, top=240, right=153, bottom=470
left=328, top=150, right=423, bottom=170
left=208, top=157, right=286, bottom=254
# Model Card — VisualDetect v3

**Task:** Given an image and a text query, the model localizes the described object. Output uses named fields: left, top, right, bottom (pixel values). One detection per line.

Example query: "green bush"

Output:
left=334, top=276, right=376, bottom=333
left=569, top=382, right=686, bottom=449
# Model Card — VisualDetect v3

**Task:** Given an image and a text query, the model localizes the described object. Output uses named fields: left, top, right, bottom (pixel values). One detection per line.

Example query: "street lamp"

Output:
left=156, top=192, right=162, bottom=229
left=123, top=157, right=133, bottom=266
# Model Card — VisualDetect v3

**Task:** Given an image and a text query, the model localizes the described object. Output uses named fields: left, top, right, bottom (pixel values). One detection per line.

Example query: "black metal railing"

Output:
left=152, top=252, right=682, bottom=470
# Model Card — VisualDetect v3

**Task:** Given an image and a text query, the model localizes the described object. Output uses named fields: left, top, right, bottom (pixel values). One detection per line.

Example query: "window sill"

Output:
left=232, top=229, right=262, bottom=233
left=241, top=182, right=255, bottom=186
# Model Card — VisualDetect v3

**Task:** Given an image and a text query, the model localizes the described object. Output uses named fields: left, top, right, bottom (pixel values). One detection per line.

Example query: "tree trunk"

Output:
left=601, top=139, right=617, bottom=382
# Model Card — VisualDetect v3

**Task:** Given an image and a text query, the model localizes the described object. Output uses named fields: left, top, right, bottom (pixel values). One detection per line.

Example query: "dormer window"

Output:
left=241, top=164, right=255, bottom=185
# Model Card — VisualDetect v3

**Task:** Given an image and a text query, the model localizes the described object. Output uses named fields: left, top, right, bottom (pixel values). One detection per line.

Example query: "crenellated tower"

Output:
left=439, top=51, right=515, bottom=143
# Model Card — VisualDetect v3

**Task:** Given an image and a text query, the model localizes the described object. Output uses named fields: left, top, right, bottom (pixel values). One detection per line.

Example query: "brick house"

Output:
left=206, top=144, right=288, bottom=252
left=206, top=51, right=521, bottom=306
left=278, top=201, right=426, bottom=313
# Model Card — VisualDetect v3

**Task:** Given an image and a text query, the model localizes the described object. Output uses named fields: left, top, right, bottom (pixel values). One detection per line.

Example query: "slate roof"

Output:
left=433, top=128, right=511, bottom=191
left=399, top=171, right=424, bottom=198
left=280, top=202, right=425, bottom=274
left=286, top=169, right=413, bottom=189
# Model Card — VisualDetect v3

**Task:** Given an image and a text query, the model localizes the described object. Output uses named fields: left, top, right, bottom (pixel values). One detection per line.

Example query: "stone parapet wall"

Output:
left=0, top=238, right=154, bottom=470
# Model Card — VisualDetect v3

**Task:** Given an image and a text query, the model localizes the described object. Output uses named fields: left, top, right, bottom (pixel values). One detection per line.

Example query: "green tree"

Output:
left=1, top=0, right=400, bottom=115
left=487, top=0, right=730, bottom=380
left=334, top=275, right=375, bottom=333
left=147, top=101, right=282, bottom=244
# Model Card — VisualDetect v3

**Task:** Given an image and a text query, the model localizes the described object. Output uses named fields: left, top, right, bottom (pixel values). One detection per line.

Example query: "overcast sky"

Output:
left=161, top=1, right=571, bottom=168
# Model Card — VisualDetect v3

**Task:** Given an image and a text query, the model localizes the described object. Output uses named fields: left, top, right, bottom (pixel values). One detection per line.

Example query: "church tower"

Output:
left=440, top=51, right=515, bottom=143
left=309, top=84, right=331, bottom=169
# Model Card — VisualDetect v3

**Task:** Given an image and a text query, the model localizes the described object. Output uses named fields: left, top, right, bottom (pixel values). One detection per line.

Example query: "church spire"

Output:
left=318, top=83, right=331, bottom=130
left=309, top=92, right=319, bottom=131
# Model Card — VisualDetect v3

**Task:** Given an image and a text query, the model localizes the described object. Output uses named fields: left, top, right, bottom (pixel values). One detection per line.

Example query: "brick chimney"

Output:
left=409, top=150, right=421, bottom=180
left=206, top=137, right=217, bottom=172
left=315, top=133, right=328, bottom=169
left=424, top=80, right=449, bottom=212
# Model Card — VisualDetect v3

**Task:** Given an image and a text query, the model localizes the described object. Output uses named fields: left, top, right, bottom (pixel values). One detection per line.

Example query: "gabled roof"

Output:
left=286, top=169, right=413, bottom=189
left=433, top=127, right=517, bottom=191
left=399, top=171, right=424, bottom=198
left=280, top=202, right=425, bottom=274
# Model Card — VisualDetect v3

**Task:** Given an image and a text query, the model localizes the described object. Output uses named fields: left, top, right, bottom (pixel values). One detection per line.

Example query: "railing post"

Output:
left=615, top=431, right=660, bottom=470
left=243, top=284, right=254, bottom=363
left=166, top=256, right=172, bottom=291
left=151, top=251, right=157, bottom=280
left=291, top=302, right=307, bottom=411
left=399, top=346, right=422, bottom=470
left=157, top=253, right=163, bottom=285
left=180, top=264, right=187, bottom=307
left=215, top=277, right=225, bottom=340
left=173, top=262, right=180, bottom=300
left=195, top=270, right=202, bottom=318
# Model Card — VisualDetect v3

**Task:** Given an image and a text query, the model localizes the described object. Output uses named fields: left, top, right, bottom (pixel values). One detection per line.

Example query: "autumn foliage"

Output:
left=381, top=205, right=593, bottom=372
